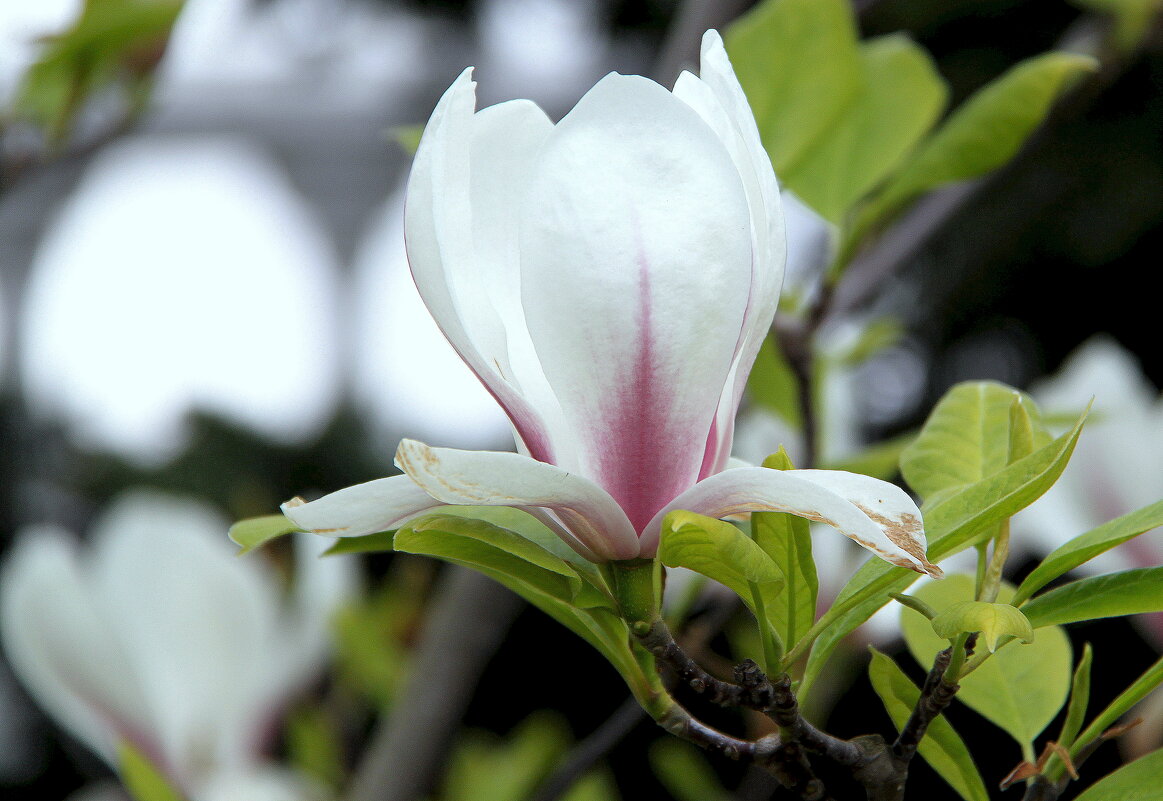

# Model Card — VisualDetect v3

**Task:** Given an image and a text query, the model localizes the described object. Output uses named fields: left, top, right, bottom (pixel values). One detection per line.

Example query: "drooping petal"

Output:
left=518, top=72, right=753, bottom=531
left=404, top=70, right=562, bottom=462
left=674, top=30, right=786, bottom=478
left=281, top=474, right=442, bottom=538
left=394, top=439, right=639, bottom=561
left=0, top=527, right=150, bottom=768
left=642, top=467, right=941, bottom=577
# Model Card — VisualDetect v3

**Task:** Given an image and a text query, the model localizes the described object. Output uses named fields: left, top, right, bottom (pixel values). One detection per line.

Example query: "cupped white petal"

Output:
left=642, top=467, right=941, bottom=577
left=674, top=30, right=786, bottom=478
left=281, top=474, right=442, bottom=538
left=404, top=70, right=560, bottom=462
left=518, top=71, right=753, bottom=531
left=0, top=527, right=148, bottom=768
left=394, top=439, right=639, bottom=561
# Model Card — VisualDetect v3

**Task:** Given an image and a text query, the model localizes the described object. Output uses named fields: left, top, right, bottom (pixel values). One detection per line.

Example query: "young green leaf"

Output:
left=394, top=514, right=604, bottom=608
left=659, top=511, right=785, bottom=626
left=1070, top=748, right=1163, bottom=801
left=118, top=742, right=185, bottom=801
left=778, top=33, right=948, bottom=223
left=1021, top=567, right=1163, bottom=628
left=1065, top=655, right=1163, bottom=769
left=799, top=411, right=1083, bottom=695
left=901, top=381, right=1051, bottom=501
left=1012, top=498, right=1163, bottom=605
left=725, top=0, right=862, bottom=178
left=323, top=530, right=396, bottom=555
left=902, top=575, right=1071, bottom=750
left=753, top=449, right=819, bottom=649
left=931, top=600, right=1034, bottom=652
left=868, top=51, right=1097, bottom=222
left=228, top=514, right=303, bottom=555
left=1008, top=394, right=1038, bottom=463
left=867, top=648, right=990, bottom=801
left=1059, top=643, right=1094, bottom=751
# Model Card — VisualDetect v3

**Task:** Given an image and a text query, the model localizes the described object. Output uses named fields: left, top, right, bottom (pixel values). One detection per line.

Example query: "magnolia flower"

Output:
left=0, top=491, right=355, bottom=801
left=283, top=31, right=939, bottom=577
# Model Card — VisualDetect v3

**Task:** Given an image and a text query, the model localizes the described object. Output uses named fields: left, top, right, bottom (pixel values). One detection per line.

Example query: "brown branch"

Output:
left=526, top=697, right=646, bottom=801
left=635, top=619, right=752, bottom=707
left=343, top=567, right=523, bottom=801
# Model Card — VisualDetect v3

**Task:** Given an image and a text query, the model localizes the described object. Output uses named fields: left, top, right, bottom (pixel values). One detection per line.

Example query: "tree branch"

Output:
left=343, top=567, right=523, bottom=801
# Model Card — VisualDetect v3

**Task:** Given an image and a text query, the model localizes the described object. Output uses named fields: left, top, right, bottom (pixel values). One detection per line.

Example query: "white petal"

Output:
left=642, top=467, right=941, bottom=577
left=281, top=474, right=442, bottom=537
left=87, top=492, right=281, bottom=782
left=404, top=70, right=561, bottom=462
left=518, top=72, right=753, bottom=531
left=394, top=439, right=639, bottom=561
left=675, top=31, right=786, bottom=478
left=0, top=527, right=147, bottom=768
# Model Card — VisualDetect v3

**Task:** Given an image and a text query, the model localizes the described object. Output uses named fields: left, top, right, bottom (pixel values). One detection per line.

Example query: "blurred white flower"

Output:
left=352, top=188, right=511, bottom=453
left=1016, top=337, right=1163, bottom=575
left=1, top=491, right=356, bottom=801
left=21, top=135, right=340, bottom=463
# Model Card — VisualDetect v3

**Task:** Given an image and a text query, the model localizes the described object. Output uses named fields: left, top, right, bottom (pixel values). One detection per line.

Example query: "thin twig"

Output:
left=526, top=697, right=646, bottom=801
left=343, top=567, right=523, bottom=801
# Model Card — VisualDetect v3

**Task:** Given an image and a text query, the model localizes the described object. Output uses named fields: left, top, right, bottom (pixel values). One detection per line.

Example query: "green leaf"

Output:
left=869, top=51, right=1097, bottom=220
left=1012, top=499, right=1163, bottom=605
left=323, top=530, right=396, bottom=555
left=902, top=575, right=1071, bottom=750
left=753, top=450, right=818, bottom=648
left=118, top=741, right=185, bottom=801
left=1008, top=393, right=1039, bottom=463
left=780, top=33, right=948, bottom=223
left=394, top=514, right=591, bottom=607
left=389, top=513, right=652, bottom=700
left=1059, top=643, right=1093, bottom=751
left=1021, top=567, right=1163, bottom=629
left=799, top=411, right=1083, bottom=695
left=228, top=514, right=303, bottom=555
left=725, top=0, right=862, bottom=179
left=867, top=648, right=989, bottom=801
left=1067, top=655, right=1163, bottom=764
left=659, top=511, right=785, bottom=623
left=1072, top=748, right=1163, bottom=801
left=15, top=0, right=183, bottom=139
left=931, top=600, right=1034, bottom=652
left=901, top=381, right=1051, bottom=501
left=649, top=739, right=734, bottom=801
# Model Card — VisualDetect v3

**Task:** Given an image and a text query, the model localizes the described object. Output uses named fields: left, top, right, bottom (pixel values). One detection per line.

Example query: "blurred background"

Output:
left=0, top=0, right=1161, bottom=799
